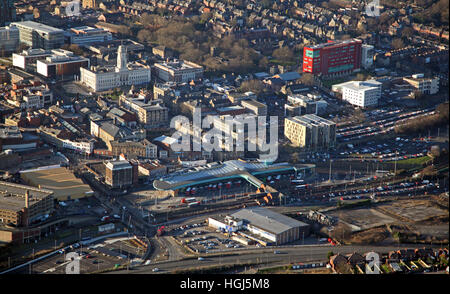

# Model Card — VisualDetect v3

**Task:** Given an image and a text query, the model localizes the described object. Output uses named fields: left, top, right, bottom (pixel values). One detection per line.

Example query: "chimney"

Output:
left=25, top=190, right=30, bottom=208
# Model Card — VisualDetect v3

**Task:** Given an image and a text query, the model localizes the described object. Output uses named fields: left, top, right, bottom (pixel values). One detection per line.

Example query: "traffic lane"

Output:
left=111, top=244, right=437, bottom=274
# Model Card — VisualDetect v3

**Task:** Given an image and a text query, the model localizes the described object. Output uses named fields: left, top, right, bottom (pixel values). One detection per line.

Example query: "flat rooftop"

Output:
left=343, top=80, right=381, bottom=91
left=14, top=48, right=51, bottom=57
left=155, top=59, right=203, bottom=71
left=12, top=21, right=63, bottom=34
left=20, top=167, right=93, bottom=200
left=105, top=160, right=131, bottom=170
left=231, top=207, right=309, bottom=235
left=0, top=181, right=53, bottom=212
left=70, top=26, right=108, bottom=34
left=241, top=99, right=267, bottom=108
left=153, top=160, right=314, bottom=190
left=307, top=38, right=362, bottom=50
left=288, top=114, right=335, bottom=127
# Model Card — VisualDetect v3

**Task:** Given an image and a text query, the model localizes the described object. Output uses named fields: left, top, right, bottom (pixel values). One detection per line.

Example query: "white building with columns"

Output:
left=80, top=45, right=151, bottom=92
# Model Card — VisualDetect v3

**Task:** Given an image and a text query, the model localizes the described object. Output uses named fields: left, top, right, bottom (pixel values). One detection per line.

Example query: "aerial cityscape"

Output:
left=0, top=0, right=448, bottom=280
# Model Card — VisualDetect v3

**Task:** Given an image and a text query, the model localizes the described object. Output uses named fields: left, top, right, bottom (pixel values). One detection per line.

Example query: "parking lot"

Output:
left=171, top=222, right=260, bottom=253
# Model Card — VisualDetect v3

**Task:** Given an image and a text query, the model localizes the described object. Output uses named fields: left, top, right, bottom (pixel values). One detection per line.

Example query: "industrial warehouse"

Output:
left=208, top=207, right=310, bottom=246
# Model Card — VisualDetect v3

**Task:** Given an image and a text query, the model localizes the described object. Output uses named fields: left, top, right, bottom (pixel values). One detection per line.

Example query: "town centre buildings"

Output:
left=80, top=45, right=151, bottom=92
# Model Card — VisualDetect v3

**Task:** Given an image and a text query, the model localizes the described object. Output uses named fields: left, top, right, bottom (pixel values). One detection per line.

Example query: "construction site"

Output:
left=320, top=197, right=449, bottom=246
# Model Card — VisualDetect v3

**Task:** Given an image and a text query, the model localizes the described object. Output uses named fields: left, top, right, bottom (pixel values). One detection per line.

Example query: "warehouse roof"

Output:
left=231, top=207, right=309, bottom=235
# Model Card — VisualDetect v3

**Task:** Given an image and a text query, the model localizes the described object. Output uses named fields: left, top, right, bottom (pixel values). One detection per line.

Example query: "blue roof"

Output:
left=277, top=72, right=301, bottom=81
left=153, top=160, right=315, bottom=190
left=254, top=72, right=270, bottom=79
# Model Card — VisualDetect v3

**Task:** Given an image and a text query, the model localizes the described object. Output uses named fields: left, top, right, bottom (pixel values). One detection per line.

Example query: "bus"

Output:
left=188, top=201, right=200, bottom=207
left=185, top=197, right=197, bottom=203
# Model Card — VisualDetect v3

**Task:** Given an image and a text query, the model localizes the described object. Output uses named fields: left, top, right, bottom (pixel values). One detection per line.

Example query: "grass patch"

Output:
left=269, top=59, right=296, bottom=66
left=257, top=265, right=292, bottom=274
left=389, top=156, right=432, bottom=166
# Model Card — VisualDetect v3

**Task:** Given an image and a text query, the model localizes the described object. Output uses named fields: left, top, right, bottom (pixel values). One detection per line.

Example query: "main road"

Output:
left=109, top=244, right=436, bottom=274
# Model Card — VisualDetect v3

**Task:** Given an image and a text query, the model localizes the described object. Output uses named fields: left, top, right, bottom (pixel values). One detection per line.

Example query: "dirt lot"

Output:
left=327, top=208, right=396, bottom=231
left=376, top=200, right=448, bottom=222
left=323, top=199, right=448, bottom=245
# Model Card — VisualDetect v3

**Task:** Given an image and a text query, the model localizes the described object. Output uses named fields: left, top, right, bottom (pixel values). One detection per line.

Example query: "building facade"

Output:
left=39, top=126, right=95, bottom=154
left=0, top=25, right=19, bottom=53
left=11, top=21, right=64, bottom=50
left=153, top=59, right=203, bottom=83
left=208, top=207, right=310, bottom=246
left=80, top=45, right=151, bottom=92
left=0, top=181, right=54, bottom=227
left=284, top=114, right=336, bottom=149
left=36, top=49, right=90, bottom=78
left=302, top=39, right=362, bottom=77
left=104, top=160, right=138, bottom=188
left=65, top=26, right=112, bottom=46
left=13, top=48, right=52, bottom=70
left=241, top=99, right=268, bottom=116
left=7, top=84, right=53, bottom=110
left=110, top=140, right=157, bottom=158
left=403, top=74, right=439, bottom=95
left=361, top=44, right=374, bottom=69
left=119, top=95, right=169, bottom=127
left=333, top=80, right=382, bottom=108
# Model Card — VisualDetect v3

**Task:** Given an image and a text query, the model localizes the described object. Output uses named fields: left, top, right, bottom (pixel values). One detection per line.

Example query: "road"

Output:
left=110, top=244, right=439, bottom=274
left=158, top=236, right=185, bottom=261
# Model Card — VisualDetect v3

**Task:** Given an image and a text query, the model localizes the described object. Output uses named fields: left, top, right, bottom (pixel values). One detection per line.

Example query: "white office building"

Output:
left=403, top=74, right=439, bottom=95
left=153, top=59, right=203, bottom=83
left=80, top=45, right=151, bottom=92
left=13, top=48, right=51, bottom=70
left=65, top=26, right=112, bottom=46
left=333, top=80, right=381, bottom=108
